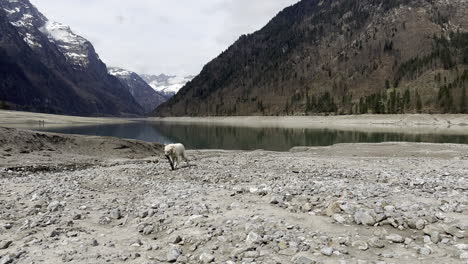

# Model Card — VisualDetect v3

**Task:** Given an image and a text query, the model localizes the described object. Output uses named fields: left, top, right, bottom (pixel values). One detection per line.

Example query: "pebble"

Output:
left=199, top=252, right=215, bottom=263
left=460, top=252, right=468, bottom=259
left=385, top=234, right=404, bottom=243
left=417, top=246, right=432, bottom=255
left=246, top=231, right=261, bottom=245
left=368, top=237, right=385, bottom=248
left=352, top=240, right=369, bottom=251
left=169, top=235, right=182, bottom=244
left=292, top=255, right=315, bottom=264
left=0, top=240, right=13, bottom=250
left=110, top=209, right=121, bottom=220
left=167, top=247, right=181, bottom=262
left=47, top=201, right=60, bottom=212
left=320, top=247, right=333, bottom=256
left=354, top=209, right=375, bottom=226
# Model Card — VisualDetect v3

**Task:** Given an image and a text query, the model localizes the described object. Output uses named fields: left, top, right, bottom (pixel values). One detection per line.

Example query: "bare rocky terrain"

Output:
left=1, top=127, right=468, bottom=264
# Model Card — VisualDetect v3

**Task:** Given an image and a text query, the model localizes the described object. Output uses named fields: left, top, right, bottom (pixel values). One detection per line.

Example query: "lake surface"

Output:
left=20, top=121, right=468, bottom=151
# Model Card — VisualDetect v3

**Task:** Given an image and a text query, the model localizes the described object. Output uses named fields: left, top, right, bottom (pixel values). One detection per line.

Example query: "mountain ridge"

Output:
left=154, top=0, right=468, bottom=116
left=108, top=67, right=167, bottom=114
left=0, top=0, right=143, bottom=116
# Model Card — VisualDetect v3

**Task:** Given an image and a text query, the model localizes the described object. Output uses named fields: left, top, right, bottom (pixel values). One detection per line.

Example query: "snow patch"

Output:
left=23, top=32, right=42, bottom=48
left=3, top=7, right=20, bottom=14
left=148, top=75, right=192, bottom=95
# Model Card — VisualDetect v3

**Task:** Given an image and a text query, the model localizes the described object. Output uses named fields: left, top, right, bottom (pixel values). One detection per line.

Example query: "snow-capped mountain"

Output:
left=0, top=0, right=143, bottom=116
left=109, top=67, right=167, bottom=113
left=140, top=74, right=194, bottom=98
left=40, top=21, right=93, bottom=68
left=3, top=0, right=97, bottom=69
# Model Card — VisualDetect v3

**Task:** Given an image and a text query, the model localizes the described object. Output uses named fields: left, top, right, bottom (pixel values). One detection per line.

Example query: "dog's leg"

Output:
left=174, top=155, right=179, bottom=168
left=183, top=153, right=190, bottom=167
left=165, top=155, right=175, bottom=170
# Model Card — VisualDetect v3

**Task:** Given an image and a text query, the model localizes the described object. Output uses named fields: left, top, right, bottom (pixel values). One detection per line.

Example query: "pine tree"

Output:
left=416, top=91, right=423, bottom=113
left=461, top=85, right=467, bottom=114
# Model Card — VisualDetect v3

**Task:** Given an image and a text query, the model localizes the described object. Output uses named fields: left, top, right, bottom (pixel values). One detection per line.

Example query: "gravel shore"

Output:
left=1, top=127, right=467, bottom=264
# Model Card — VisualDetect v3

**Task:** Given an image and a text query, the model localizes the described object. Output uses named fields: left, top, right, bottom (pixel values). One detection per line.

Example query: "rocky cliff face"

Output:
left=155, top=0, right=468, bottom=116
left=109, top=68, right=167, bottom=114
left=0, top=0, right=143, bottom=116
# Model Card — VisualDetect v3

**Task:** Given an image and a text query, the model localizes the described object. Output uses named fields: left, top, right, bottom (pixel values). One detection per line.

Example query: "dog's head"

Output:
left=164, top=145, right=174, bottom=156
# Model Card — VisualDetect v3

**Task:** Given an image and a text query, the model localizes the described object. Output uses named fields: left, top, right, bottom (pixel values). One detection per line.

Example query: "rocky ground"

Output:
left=0, top=128, right=468, bottom=264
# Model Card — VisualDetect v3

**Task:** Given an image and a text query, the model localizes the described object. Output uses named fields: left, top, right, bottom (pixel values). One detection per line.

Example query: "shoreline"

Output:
left=149, top=114, right=468, bottom=135
left=1, top=110, right=468, bottom=135
left=0, top=110, right=136, bottom=129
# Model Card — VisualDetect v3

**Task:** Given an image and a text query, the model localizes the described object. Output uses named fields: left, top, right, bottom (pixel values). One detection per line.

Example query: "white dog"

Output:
left=164, top=143, right=189, bottom=169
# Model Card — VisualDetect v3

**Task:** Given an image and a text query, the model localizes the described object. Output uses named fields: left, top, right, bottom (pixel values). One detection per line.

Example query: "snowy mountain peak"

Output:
left=141, top=74, right=194, bottom=98
left=40, top=21, right=91, bottom=67
left=1, top=0, right=46, bottom=48
left=108, top=67, right=167, bottom=113
left=1, top=0, right=96, bottom=69
left=108, top=67, right=133, bottom=78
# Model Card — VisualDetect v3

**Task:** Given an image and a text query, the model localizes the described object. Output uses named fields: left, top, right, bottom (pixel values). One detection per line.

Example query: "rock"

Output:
left=0, top=240, right=12, bottom=249
left=143, top=225, right=154, bottom=235
left=384, top=205, right=395, bottom=213
left=110, top=209, right=121, bottom=220
left=139, top=210, right=148, bottom=218
left=354, top=209, right=375, bottom=226
left=292, top=255, right=315, bottom=264
left=278, top=241, right=288, bottom=250
left=169, top=235, right=182, bottom=244
left=456, top=221, right=468, bottom=231
left=413, top=218, right=426, bottom=230
left=380, top=252, right=394, bottom=258
left=368, top=237, right=385, bottom=248
left=99, top=216, right=111, bottom=225
left=430, top=231, right=440, bottom=244
left=324, top=201, right=342, bottom=216
left=246, top=231, right=261, bottom=245
left=454, top=244, right=468, bottom=250
left=417, top=246, right=432, bottom=256
left=244, top=250, right=260, bottom=258
left=460, top=252, right=468, bottom=259
left=302, top=203, right=313, bottom=212
left=199, top=252, right=215, bottom=263
left=444, top=225, right=464, bottom=238
left=270, top=196, right=283, bottom=204
left=72, top=214, right=82, bottom=220
left=0, top=255, right=13, bottom=264
left=130, top=239, right=142, bottom=247
left=47, top=201, right=60, bottom=212
left=91, top=239, right=99, bottom=247
left=385, top=234, right=404, bottom=243
left=332, top=214, right=347, bottom=224
left=167, top=247, right=181, bottom=262
left=352, top=240, right=369, bottom=251
left=320, top=247, right=333, bottom=256
left=404, top=238, right=413, bottom=245
left=50, top=230, right=60, bottom=237
left=373, top=228, right=388, bottom=238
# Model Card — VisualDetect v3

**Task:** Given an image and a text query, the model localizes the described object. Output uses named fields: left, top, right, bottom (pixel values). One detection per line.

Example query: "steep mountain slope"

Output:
left=0, top=0, right=143, bottom=116
left=0, top=8, right=89, bottom=114
left=109, top=67, right=167, bottom=113
left=155, top=0, right=468, bottom=116
left=141, top=74, right=194, bottom=99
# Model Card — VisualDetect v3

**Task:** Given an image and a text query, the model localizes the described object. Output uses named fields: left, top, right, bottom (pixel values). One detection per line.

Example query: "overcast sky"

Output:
left=30, top=0, right=299, bottom=76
